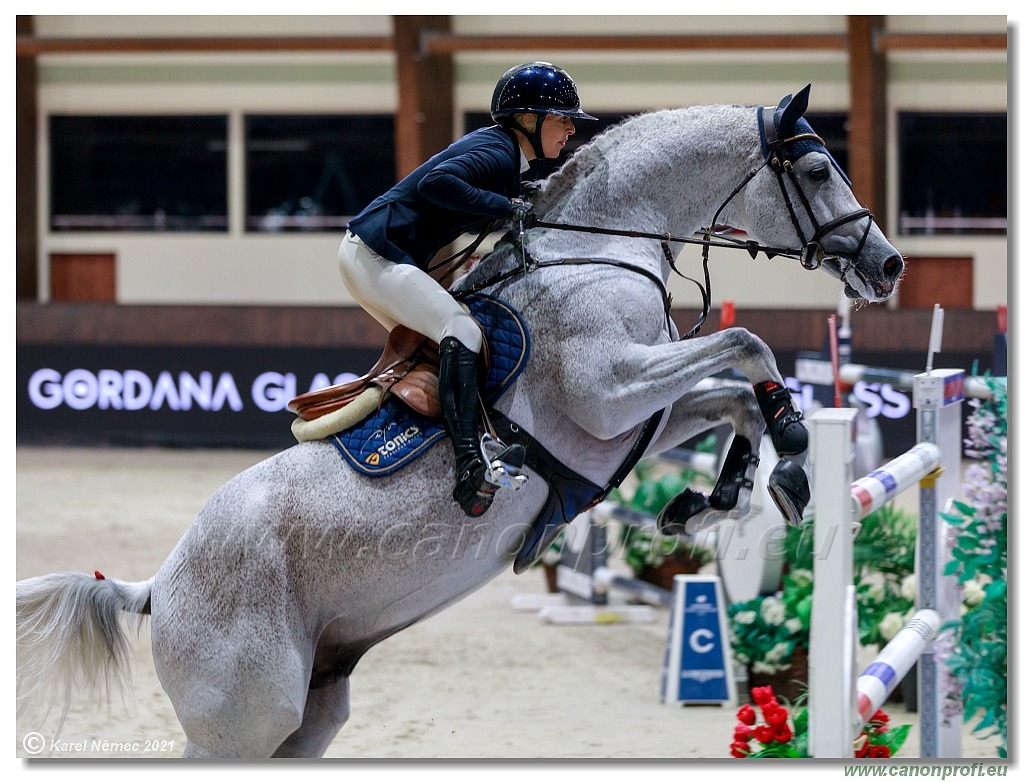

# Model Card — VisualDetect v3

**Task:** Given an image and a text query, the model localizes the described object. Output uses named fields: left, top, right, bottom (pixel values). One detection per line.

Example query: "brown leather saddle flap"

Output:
left=288, top=325, right=440, bottom=420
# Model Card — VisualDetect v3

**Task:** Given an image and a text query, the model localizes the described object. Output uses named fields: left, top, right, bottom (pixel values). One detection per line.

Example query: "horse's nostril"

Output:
left=883, top=255, right=904, bottom=280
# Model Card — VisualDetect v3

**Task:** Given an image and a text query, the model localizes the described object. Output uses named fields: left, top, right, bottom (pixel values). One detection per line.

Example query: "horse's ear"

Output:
left=777, top=84, right=811, bottom=137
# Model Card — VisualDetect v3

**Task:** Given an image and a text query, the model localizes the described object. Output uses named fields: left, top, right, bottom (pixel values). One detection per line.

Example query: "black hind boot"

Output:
left=753, top=380, right=809, bottom=456
left=439, top=337, right=525, bottom=517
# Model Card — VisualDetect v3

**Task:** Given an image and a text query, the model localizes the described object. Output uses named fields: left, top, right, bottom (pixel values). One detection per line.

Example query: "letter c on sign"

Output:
left=689, top=629, right=714, bottom=654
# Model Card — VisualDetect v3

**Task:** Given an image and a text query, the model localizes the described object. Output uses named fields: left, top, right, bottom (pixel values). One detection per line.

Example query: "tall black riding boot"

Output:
left=438, top=336, right=524, bottom=517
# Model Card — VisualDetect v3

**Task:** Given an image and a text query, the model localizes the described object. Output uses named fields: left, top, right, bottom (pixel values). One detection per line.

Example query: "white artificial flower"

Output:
left=760, top=597, right=786, bottom=626
left=900, top=573, right=916, bottom=601
left=879, top=612, right=905, bottom=641
left=765, top=642, right=790, bottom=664
left=788, top=568, right=813, bottom=587
left=752, top=661, right=778, bottom=675
left=864, top=583, right=885, bottom=602
left=962, top=579, right=985, bottom=607
left=734, top=610, right=757, bottom=625
left=784, top=618, right=803, bottom=633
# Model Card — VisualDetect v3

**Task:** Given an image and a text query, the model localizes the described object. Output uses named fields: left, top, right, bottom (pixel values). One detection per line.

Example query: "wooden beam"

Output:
left=16, top=16, right=38, bottom=300
left=878, top=33, right=1006, bottom=51
left=15, top=31, right=1005, bottom=59
left=15, top=35, right=393, bottom=56
left=847, top=16, right=888, bottom=233
left=393, top=16, right=453, bottom=179
left=420, top=33, right=848, bottom=55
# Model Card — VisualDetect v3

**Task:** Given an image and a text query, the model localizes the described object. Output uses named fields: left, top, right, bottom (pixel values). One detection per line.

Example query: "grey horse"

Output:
left=16, top=86, right=903, bottom=757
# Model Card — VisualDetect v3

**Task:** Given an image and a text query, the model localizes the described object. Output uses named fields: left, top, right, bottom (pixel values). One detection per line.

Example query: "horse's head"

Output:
left=740, top=85, right=904, bottom=303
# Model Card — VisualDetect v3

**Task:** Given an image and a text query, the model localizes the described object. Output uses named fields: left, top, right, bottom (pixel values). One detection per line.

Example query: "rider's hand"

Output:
left=508, top=198, right=536, bottom=228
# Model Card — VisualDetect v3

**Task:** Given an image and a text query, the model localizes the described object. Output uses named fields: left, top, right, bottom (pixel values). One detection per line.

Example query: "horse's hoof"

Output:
left=767, top=459, right=810, bottom=526
left=657, top=488, right=710, bottom=536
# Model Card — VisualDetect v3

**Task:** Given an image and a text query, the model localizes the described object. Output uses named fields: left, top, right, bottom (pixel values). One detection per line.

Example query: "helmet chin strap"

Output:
left=513, top=112, right=549, bottom=159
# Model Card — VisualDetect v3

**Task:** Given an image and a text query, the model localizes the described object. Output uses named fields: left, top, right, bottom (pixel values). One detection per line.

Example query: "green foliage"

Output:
left=727, top=569, right=813, bottom=674
left=619, top=524, right=714, bottom=573
left=941, top=377, right=1008, bottom=757
left=609, top=433, right=718, bottom=573
left=782, top=504, right=919, bottom=648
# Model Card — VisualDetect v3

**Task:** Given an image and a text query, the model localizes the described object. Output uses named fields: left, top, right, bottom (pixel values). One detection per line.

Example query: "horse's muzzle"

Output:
left=874, top=253, right=905, bottom=299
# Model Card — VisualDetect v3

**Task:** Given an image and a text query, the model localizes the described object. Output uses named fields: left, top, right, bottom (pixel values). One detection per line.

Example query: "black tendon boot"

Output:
left=439, top=337, right=525, bottom=517
left=753, top=381, right=809, bottom=456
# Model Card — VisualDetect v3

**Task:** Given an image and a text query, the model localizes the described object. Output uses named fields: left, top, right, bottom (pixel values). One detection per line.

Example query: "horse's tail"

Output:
left=16, top=571, right=153, bottom=723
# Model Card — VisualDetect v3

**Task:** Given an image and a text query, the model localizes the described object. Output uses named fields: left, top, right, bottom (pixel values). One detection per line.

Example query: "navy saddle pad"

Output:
left=330, top=292, right=529, bottom=477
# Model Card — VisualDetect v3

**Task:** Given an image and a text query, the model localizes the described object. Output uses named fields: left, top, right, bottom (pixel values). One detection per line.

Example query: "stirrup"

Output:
left=480, top=434, right=528, bottom=491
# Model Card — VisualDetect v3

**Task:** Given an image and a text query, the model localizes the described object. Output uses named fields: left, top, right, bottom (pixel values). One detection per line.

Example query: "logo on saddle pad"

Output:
left=330, top=293, right=530, bottom=478
left=364, top=424, right=423, bottom=466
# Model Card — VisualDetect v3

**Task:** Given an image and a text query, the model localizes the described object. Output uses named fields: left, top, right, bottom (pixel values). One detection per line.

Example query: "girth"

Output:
left=489, top=406, right=665, bottom=573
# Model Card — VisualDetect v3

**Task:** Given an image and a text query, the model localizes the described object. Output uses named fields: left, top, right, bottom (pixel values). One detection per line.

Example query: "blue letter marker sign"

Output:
left=662, top=575, right=736, bottom=706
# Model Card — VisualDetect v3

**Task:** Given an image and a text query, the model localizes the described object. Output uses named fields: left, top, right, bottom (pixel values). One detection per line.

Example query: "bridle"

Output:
left=442, top=105, right=877, bottom=339
left=756, top=104, right=874, bottom=272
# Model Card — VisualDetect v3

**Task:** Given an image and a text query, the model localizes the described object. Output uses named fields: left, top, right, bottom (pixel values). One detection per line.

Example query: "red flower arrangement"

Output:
left=731, top=685, right=910, bottom=758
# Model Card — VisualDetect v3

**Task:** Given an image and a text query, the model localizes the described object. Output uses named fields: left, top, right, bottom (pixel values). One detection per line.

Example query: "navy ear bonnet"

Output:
left=758, top=84, right=851, bottom=186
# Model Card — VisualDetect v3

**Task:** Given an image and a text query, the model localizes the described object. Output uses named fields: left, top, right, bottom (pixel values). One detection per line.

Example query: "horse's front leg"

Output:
left=566, top=328, right=809, bottom=529
left=643, top=381, right=800, bottom=533
left=572, top=328, right=807, bottom=455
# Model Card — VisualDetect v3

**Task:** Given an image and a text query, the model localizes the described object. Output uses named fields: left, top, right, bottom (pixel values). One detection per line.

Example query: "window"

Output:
left=245, top=115, right=395, bottom=232
left=898, top=112, right=1007, bottom=235
left=49, top=115, right=227, bottom=232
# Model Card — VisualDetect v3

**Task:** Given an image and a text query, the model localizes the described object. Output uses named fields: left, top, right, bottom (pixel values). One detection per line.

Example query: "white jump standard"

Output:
left=807, top=368, right=965, bottom=759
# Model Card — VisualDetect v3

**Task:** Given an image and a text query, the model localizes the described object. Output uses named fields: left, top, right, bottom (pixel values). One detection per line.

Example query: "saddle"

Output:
left=289, top=326, right=476, bottom=423
left=288, top=293, right=526, bottom=450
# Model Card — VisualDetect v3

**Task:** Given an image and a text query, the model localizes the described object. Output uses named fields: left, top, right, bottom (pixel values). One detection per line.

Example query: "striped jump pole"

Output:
left=839, top=363, right=993, bottom=401
left=850, top=443, right=942, bottom=520
left=855, top=609, right=941, bottom=729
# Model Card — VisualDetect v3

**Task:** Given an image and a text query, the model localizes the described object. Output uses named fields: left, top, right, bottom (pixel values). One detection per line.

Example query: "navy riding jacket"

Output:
left=348, top=125, right=526, bottom=269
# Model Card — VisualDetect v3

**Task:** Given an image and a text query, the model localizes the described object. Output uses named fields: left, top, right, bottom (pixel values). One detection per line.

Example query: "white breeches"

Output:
left=338, top=232, right=482, bottom=353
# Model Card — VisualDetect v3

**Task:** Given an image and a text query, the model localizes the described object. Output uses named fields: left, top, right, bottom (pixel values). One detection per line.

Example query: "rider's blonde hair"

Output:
left=512, top=112, right=537, bottom=133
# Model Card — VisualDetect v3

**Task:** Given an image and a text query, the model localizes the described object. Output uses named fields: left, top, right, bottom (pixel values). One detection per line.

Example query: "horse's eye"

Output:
left=808, top=165, right=830, bottom=182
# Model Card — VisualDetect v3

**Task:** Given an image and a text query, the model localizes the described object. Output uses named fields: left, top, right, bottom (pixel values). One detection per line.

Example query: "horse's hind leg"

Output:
left=152, top=576, right=311, bottom=757
left=272, top=677, right=351, bottom=758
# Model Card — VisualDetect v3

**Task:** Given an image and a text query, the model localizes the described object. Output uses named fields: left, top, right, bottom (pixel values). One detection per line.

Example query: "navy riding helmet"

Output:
left=490, top=62, right=597, bottom=158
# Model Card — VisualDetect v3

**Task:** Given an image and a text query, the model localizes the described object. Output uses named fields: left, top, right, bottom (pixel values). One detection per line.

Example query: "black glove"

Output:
left=508, top=198, right=536, bottom=227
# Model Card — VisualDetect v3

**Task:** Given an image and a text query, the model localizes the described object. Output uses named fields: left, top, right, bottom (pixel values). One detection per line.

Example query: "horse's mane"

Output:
left=531, top=103, right=752, bottom=213
left=532, top=114, right=642, bottom=207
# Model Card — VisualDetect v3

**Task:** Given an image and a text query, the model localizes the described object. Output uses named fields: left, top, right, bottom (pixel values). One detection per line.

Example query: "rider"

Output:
left=339, top=62, right=597, bottom=517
